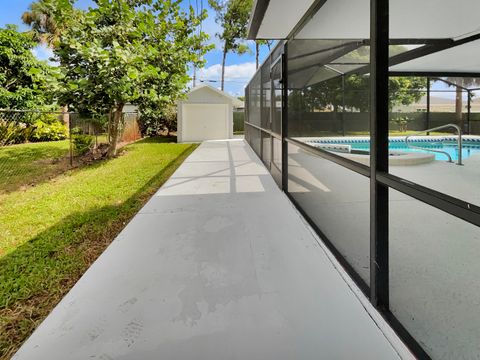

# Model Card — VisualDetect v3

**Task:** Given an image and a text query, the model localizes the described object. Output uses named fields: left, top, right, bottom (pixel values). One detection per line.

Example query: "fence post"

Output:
left=69, top=113, right=73, bottom=166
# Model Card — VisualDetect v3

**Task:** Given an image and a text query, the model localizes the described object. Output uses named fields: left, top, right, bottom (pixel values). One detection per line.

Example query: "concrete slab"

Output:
left=286, top=143, right=480, bottom=359
left=13, top=139, right=410, bottom=360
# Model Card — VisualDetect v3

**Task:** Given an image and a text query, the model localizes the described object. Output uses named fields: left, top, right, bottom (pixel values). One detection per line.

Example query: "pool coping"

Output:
left=297, top=135, right=480, bottom=166
left=300, top=135, right=480, bottom=144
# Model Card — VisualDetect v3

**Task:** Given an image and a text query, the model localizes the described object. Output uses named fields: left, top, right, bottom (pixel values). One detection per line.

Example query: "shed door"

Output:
left=182, top=103, right=228, bottom=141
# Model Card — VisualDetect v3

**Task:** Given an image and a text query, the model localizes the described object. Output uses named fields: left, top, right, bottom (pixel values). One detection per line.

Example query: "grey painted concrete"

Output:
left=14, top=139, right=406, bottom=360
left=287, top=143, right=480, bottom=360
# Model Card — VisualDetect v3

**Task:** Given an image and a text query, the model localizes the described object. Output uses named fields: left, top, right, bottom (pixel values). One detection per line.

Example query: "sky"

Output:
left=0, top=0, right=462, bottom=98
left=0, top=0, right=270, bottom=97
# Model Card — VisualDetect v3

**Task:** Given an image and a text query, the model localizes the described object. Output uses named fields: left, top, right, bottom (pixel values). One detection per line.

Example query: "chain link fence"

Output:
left=0, top=109, right=141, bottom=193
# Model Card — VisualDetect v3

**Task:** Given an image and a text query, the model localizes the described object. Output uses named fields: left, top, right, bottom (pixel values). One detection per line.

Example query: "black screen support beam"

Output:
left=370, top=0, right=389, bottom=309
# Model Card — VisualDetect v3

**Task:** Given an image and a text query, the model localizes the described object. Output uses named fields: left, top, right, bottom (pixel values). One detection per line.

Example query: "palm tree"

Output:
left=255, top=40, right=272, bottom=69
left=444, top=77, right=480, bottom=132
left=22, top=0, right=75, bottom=117
left=209, top=0, right=252, bottom=91
left=22, top=0, right=75, bottom=47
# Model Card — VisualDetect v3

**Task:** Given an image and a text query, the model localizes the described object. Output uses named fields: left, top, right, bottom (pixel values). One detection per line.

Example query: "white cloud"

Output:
left=198, top=62, right=256, bottom=81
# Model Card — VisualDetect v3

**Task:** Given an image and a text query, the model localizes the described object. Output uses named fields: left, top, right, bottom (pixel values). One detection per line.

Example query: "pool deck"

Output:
left=13, top=139, right=412, bottom=360
left=287, top=142, right=480, bottom=358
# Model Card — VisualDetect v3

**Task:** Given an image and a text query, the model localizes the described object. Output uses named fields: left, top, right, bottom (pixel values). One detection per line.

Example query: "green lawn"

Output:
left=0, top=140, right=70, bottom=193
left=0, top=137, right=197, bottom=359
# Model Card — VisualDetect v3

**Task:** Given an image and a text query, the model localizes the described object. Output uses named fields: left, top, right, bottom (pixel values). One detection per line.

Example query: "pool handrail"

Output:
left=404, top=124, right=463, bottom=165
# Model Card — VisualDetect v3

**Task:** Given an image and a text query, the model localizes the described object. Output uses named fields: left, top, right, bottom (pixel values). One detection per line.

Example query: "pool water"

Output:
left=349, top=141, right=480, bottom=161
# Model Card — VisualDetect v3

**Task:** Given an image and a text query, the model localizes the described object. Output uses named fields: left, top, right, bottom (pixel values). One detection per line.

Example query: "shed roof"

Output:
left=185, top=84, right=244, bottom=108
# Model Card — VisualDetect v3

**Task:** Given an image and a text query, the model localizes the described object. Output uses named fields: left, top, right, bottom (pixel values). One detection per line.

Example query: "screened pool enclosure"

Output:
left=245, top=1, right=480, bottom=359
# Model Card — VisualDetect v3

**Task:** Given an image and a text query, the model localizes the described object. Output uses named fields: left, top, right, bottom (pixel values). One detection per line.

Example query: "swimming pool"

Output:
left=308, top=137, right=480, bottom=161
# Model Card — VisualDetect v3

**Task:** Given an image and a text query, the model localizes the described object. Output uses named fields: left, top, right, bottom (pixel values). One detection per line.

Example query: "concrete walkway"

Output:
left=14, top=139, right=411, bottom=360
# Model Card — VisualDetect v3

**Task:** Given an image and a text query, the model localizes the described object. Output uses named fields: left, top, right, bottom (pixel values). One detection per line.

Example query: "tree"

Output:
left=255, top=40, right=272, bottom=69
left=209, top=0, right=252, bottom=90
left=22, top=0, right=77, bottom=48
left=0, top=25, right=54, bottom=109
left=55, top=0, right=210, bottom=157
left=295, top=74, right=425, bottom=113
left=443, top=77, right=480, bottom=132
left=292, top=46, right=426, bottom=112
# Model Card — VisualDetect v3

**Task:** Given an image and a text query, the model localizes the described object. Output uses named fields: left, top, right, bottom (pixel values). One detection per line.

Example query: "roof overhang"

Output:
left=248, top=0, right=480, bottom=80
left=248, top=0, right=480, bottom=41
left=247, top=0, right=318, bottom=40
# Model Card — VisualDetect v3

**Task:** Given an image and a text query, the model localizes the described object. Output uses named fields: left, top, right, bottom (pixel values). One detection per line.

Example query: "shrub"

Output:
left=72, top=134, right=94, bottom=155
left=233, top=111, right=244, bottom=132
left=0, top=120, right=33, bottom=146
left=31, top=120, right=68, bottom=142
left=138, top=106, right=177, bottom=136
left=392, top=115, right=413, bottom=132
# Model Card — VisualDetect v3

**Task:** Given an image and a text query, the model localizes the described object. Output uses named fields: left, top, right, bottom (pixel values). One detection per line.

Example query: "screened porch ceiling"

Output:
left=248, top=0, right=480, bottom=88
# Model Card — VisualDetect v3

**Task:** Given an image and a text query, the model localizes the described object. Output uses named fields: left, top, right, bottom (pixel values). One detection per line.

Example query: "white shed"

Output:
left=177, top=84, right=242, bottom=143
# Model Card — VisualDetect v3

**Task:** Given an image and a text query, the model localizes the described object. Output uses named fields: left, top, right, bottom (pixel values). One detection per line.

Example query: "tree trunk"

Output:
left=107, top=103, right=125, bottom=158
left=62, top=104, right=69, bottom=126
left=455, top=86, right=463, bottom=132
left=221, top=43, right=227, bottom=91
left=255, top=42, right=259, bottom=69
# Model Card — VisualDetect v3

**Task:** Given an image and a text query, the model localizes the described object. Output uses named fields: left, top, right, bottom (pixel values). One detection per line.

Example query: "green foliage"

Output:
left=0, top=25, right=55, bottom=109
left=22, top=0, right=77, bottom=47
left=31, top=119, right=68, bottom=142
left=53, top=0, right=211, bottom=155
left=391, top=113, right=413, bottom=132
left=72, top=133, right=94, bottom=155
left=388, top=77, right=426, bottom=110
left=55, top=0, right=210, bottom=116
left=209, top=0, right=252, bottom=89
left=290, top=75, right=426, bottom=113
left=288, top=44, right=425, bottom=113
left=233, top=111, right=244, bottom=132
left=0, top=121, right=32, bottom=146
left=0, top=112, right=67, bottom=145
left=139, top=105, right=177, bottom=136
left=209, top=0, right=252, bottom=55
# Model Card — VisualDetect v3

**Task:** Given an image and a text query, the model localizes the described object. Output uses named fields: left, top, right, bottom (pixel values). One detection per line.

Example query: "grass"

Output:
left=0, top=140, right=70, bottom=193
left=0, top=137, right=197, bottom=359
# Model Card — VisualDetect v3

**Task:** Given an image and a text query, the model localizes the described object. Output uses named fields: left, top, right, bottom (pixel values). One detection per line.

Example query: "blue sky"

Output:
left=1, top=0, right=457, bottom=97
left=0, top=0, right=269, bottom=97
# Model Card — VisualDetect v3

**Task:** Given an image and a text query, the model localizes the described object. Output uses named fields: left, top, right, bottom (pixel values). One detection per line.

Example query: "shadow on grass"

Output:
left=0, top=137, right=178, bottom=195
left=0, top=141, right=70, bottom=193
left=0, top=140, right=195, bottom=360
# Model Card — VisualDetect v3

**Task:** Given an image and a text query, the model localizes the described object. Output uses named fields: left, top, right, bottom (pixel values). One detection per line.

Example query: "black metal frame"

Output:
left=369, top=0, right=389, bottom=310
left=244, top=1, right=480, bottom=359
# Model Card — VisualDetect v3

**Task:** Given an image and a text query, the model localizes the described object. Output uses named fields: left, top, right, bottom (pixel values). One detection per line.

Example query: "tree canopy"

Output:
left=209, top=0, right=252, bottom=90
left=22, top=0, right=78, bottom=47
left=0, top=25, right=54, bottom=109
left=289, top=74, right=426, bottom=114
left=53, top=0, right=210, bottom=155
